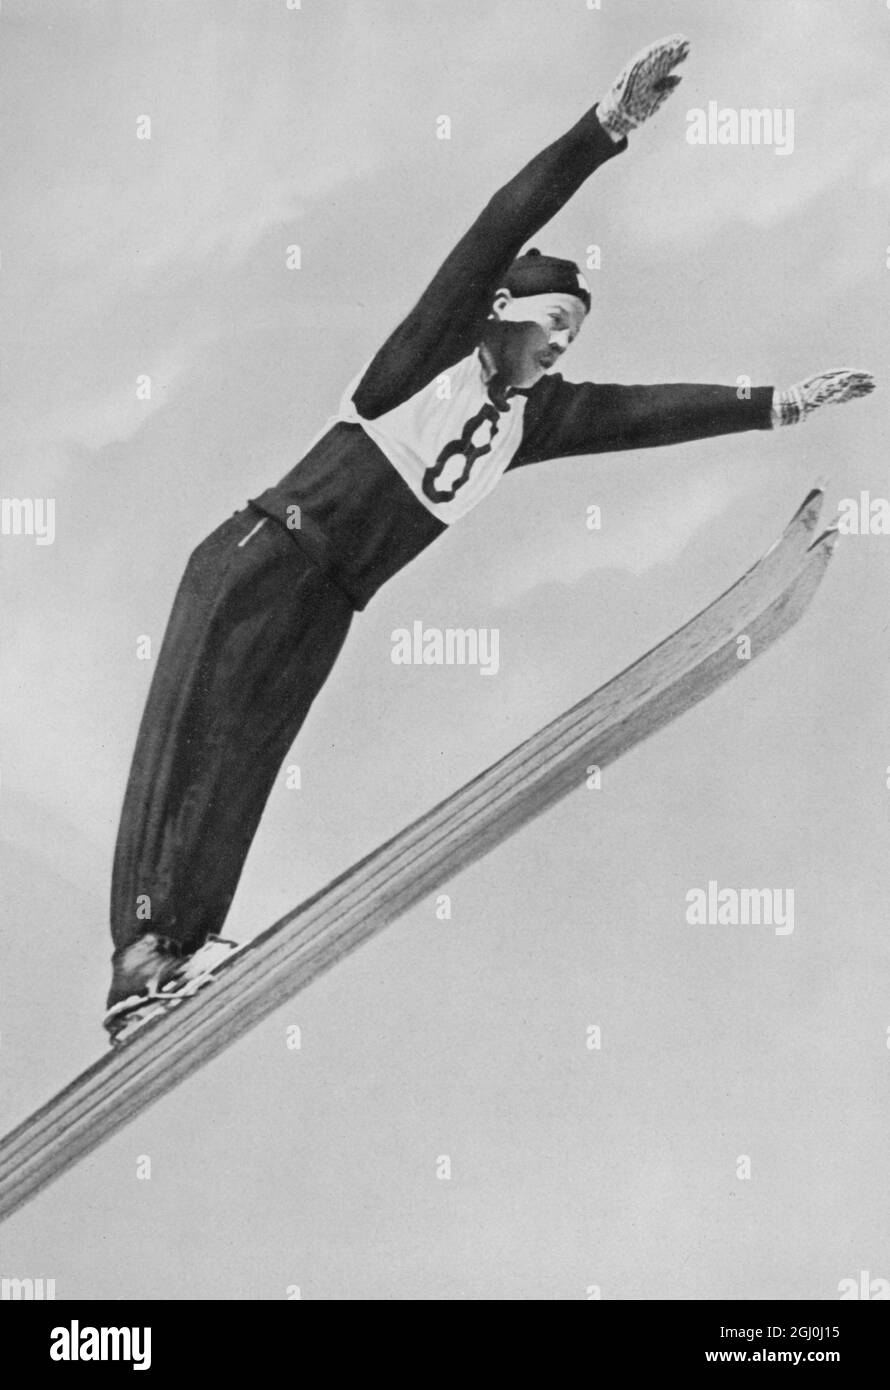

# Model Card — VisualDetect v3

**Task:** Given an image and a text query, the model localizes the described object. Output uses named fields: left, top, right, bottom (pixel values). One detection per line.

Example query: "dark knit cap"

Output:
left=502, top=248, right=591, bottom=311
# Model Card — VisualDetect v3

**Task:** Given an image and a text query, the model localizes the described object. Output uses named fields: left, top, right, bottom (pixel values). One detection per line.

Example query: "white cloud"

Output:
left=492, top=468, right=755, bottom=605
left=52, top=341, right=194, bottom=450
left=623, top=7, right=885, bottom=248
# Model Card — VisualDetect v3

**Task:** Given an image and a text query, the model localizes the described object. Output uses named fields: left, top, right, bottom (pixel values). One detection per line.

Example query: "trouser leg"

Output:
left=109, top=508, right=354, bottom=961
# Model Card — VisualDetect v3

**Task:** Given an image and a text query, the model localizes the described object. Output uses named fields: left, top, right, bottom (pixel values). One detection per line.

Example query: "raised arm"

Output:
left=351, top=108, right=626, bottom=420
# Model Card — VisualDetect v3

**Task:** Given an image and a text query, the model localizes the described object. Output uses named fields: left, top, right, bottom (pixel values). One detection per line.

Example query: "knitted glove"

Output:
left=598, top=34, right=690, bottom=142
left=771, top=370, right=876, bottom=427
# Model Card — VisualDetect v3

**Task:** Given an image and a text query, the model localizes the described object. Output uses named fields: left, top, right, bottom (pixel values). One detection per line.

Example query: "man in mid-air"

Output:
left=105, top=35, right=874, bottom=1038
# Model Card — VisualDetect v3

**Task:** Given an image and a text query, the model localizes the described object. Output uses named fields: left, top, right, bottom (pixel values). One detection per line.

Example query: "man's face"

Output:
left=489, top=291, right=588, bottom=388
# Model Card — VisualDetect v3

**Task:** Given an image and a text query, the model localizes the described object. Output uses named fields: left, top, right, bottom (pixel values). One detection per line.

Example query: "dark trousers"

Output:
left=110, top=507, right=354, bottom=958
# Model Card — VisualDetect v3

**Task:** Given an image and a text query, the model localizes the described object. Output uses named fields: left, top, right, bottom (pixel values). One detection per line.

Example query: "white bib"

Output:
left=335, top=352, right=529, bottom=525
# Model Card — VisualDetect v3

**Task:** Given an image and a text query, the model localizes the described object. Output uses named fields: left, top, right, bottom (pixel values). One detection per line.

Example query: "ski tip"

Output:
left=787, top=486, right=825, bottom=531
left=807, top=524, right=840, bottom=556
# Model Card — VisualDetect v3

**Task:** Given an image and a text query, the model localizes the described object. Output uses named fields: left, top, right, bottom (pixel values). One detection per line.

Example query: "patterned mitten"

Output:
left=598, top=34, right=691, bottom=142
left=771, top=370, right=876, bottom=427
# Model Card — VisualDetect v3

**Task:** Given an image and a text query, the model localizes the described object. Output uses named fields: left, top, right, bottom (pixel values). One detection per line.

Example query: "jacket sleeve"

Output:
left=509, top=374, right=775, bottom=466
left=352, top=108, right=626, bottom=421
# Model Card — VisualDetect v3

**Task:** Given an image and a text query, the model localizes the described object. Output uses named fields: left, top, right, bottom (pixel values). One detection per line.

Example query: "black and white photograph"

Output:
left=1, top=0, right=887, bottom=1334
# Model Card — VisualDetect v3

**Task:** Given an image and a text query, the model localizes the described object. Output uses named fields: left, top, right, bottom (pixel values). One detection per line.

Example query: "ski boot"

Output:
left=103, top=934, right=246, bottom=1047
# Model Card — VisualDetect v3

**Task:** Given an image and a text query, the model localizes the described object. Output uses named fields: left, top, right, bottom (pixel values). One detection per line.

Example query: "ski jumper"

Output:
left=109, top=104, right=774, bottom=971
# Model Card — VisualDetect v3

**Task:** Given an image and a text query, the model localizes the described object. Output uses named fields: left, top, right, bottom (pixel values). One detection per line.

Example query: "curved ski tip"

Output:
left=791, top=486, right=825, bottom=528
left=808, top=524, right=840, bottom=555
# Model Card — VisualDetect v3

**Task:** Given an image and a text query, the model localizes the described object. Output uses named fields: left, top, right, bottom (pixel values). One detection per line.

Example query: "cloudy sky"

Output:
left=1, top=0, right=888, bottom=1299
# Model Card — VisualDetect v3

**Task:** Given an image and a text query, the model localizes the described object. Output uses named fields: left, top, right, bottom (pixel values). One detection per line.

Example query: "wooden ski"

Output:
left=0, top=489, right=834, bottom=1225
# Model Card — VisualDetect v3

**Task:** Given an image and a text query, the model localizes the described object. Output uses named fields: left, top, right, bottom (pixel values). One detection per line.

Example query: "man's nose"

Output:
left=548, top=329, right=570, bottom=350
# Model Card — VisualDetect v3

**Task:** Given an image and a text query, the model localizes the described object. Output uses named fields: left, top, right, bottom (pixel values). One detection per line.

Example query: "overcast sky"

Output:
left=1, top=0, right=888, bottom=1299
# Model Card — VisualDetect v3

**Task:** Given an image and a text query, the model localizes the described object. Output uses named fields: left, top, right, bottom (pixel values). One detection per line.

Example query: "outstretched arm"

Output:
left=511, top=369, right=876, bottom=469
left=512, top=376, right=774, bottom=466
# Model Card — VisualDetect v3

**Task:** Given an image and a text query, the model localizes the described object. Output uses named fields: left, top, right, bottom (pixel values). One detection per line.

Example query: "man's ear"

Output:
left=490, top=288, right=512, bottom=319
